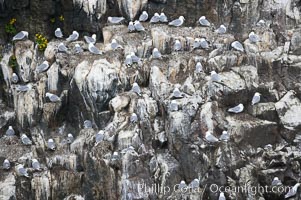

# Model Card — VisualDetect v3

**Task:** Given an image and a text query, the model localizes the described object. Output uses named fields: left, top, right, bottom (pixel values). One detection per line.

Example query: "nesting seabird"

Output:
left=172, top=87, right=183, bottom=98
left=74, top=44, right=83, bottom=54
left=130, top=113, right=138, bottom=123
left=152, top=48, right=162, bottom=59
left=132, top=82, right=141, bottom=96
left=195, top=62, right=203, bottom=73
left=46, top=92, right=60, bottom=102
left=174, top=40, right=182, bottom=51
left=150, top=13, right=160, bottom=23
left=285, top=183, right=300, bottom=199
left=210, top=71, right=221, bottom=82
left=6, top=126, right=15, bottom=136
left=96, top=130, right=105, bottom=143
left=12, top=31, right=28, bottom=41
left=108, top=16, right=125, bottom=24
left=170, top=100, right=178, bottom=111
left=16, top=164, right=29, bottom=177
left=67, top=133, right=74, bottom=144
left=84, top=120, right=92, bottom=129
left=199, top=16, right=210, bottom=27
left=228, top=104, right=244, bottom=113
left=32, top=159, right=41, bottom=171
left=139, top=11, right=148, bottom=22
left=249, top=31, right=260, bottom=43
left=200, top=38, right=209, bottom=49
left=159, top=13, right=168, bottom=23
left=189, top=179, right=200, bottom=189
left=178, top=180, right=187, bottom=190
left=47, top=139, right=56, bottom=150
left=205, top=131, right=219, bottom=143
left=36, top=61, right=49, bottom=73
left=125, top=55, right=133, bottom=66
left=231, top=41, right=244, bottom=52
left=216, top=25, right=227, bottom=34
left=21, top=134, right=32, bottom=145
left=88, top=43, right=102, bottom=55
left=84, top=34, right=96, bottom=44
left=3, top=159, right=10, bottom=170
left=58, top=43, right=68, bottom=53
left=271, top=177, right=282, bottom=186
left=66, top=31, right=79, bottom=42
left=16, top=84, right=32, bottom=92
left=11, top=73, right=19, bottom=83
left=219, top=131, right=230, bottom=141
left=218, top=192, right=226, bottom=200
left=168, top=16, right=185, bottom=27
left=111, top=39, right=123, bottom=50
left=251, top=92, right=261, bottom=105
left=55, top=28, right=63, bottom=38
left=134, top=20, right=145, bottom=31
left=128, top=21, right=135, bottom=32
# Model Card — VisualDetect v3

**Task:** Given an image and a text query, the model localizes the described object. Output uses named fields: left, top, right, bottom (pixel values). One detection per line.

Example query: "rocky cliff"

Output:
left=1, top=0, right=301, bottom=200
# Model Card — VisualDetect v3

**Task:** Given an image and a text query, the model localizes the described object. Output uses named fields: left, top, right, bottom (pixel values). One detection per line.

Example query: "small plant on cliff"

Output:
left=8, top=55, right=18, bottom=70
left=5, top=18, right=17, bottom=35
left=50, top=18, right=56, bottom=24
left=35, top=33, right=48, bottom=51
left=59, top=15, right=64, bottom=22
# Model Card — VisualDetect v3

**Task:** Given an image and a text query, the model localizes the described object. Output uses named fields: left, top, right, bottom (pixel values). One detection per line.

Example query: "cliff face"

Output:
left=1, top=0, right=301, bottom=200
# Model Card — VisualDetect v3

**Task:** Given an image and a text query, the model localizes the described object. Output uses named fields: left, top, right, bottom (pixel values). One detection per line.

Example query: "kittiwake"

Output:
left=36, top=61, right=49, bottom=73
left=251, top=92, right=261, bottom=105
left=84, top=34, right=96, bottom=44
left=88, top=43, right=102, bottom=55
left=199, top=16, right=210, bottom=27
left=228, top=104, right=244, bottom=113
left=205, top=131, right=219, bottom=143
left=46, top=92, right=60, bottom=102
left=168, top=16, right=185, bottom=27
left=55, top=28, right=63, bottom=38
left=21, top=134, right=32, bottom=145
left=139, top=11, right=148, bottom=22
left=6, top=126, right=15, bottom=136
left=12, top=31, right=28, bottom=41
left=66, top=31, right=79, bottom=42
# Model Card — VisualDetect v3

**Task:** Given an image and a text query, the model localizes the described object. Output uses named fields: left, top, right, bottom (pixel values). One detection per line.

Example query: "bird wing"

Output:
left=150, top=16, right=159, bottom=23
left=169, top=19, right=182, bottom=26
left=13, top=32, right=25, bottom=40
left=139, top=13, right=147, bottom=21
left=89, top=45, right=101, bottom=54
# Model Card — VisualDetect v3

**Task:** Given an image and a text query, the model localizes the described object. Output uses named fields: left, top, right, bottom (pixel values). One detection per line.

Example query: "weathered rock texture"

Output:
left=0, top=0, right=301, bottom=200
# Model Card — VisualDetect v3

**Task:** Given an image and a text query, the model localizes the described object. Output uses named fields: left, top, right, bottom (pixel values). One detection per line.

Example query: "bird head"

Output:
left=98, top=130, right=105, bottom=135
left=9, top=126, right=13, bottom=129
left=220, top=25, right=226, bottom=29
left=180, top=180, right=186, bottom=184
left=45, top=92, right=51, bottom=97
left=129, top=21, right=134, bottom=25
left=23, top=31, right=29, bottom=37
left=200, top=38, right=206, bottom=42
left=113, top=152, right=119, bottom=156
left=200, top=16, right=206, bottom=20
left=112, top=39, right=117, bottom=43
left=92, top=34, right=96, bottom=40
left=255, top=92, right=261, bottom=96
left=160, top=12, right=165, bottom=16
left=210, top=71, right=217, bottom=75
left=75, top=44, right=80, bottom=48
left=205, top=131, right=211, bottom=137
left=21, top=134, right=27, bottom=138
left=108, top=16, right=112, bottom=21
left=154, top=13, right=159, bottom=16
left=273, top=177, right=279, bottom=181
left=48, top=139, right=54, bottom=143
left=32, top=159, right=38, bottom=163
left=4, top=159, right=9, bottom=163
left=222, top=131, right=228, bottom=135
left=43, top=60, right=49, bottom=65
left=179, top=16, right=185, bottom=21
left=68, top=133, right=73, bottom=138
left=143, top=11, right=147, bottom=15
left=153, top=48, right=159, bottom=52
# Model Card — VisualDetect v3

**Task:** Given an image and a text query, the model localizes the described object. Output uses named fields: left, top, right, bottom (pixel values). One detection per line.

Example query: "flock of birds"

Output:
left=3, top=11, right=299, bottom=199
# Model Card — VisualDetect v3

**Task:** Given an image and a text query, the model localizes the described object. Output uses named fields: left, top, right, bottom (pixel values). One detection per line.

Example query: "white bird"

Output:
left=12, top=31, right=28, bottom=41
left=228, top=104, right=244, bottom=113
left=130, top=52, right=140, bottom=63
left=218, top=192, right=226, bottom=200
left=271, top=177, right=282, bottom=186
left=256, top=19, right=265, bottom=27
left=16, top=164, right=29, bottom=177
left=11, top=73, right=19, bottom=83
left=193, top=38, right=201, bottom=49
left=205, top=131, right=219, bottom=143
left=219, top=131, right=230, bottom=141
left=134, top=20, right=145, bottom=31
left=174, top=40, right=182, bottom=51
left=150, top=13, right=160, bottom=23
left=66, top=31, right=79, bottom=42
left=88, top=43, right=102, bottom=55
left=46, top=92, right=60, bottom=102
left=6, top=126, right=15, bottom=136
left=210, top=71, right=221, bottom=82
left=32, top=159, right=41, bottom=171
left=128, top=21, right=135, bottom=32
left=216, top=25, right=227, bottom=34
left=111, top=152, right=120, bottom=160
left=251, top=92, right=261, bottom=105
left=172, top=87, right=183, bottom=98
left=58, top=42, right=68, bottom=52
left=125, top=55, right=133, bottom=66
left=55, top=28, right=63, bottom=38
left=130, top=113, right=138, bottom=123
left=16, top=84, right=32, bottom=92
left=170, top=100, right=178, bottom=111
left=96, top=130, right=105, bottom=143
left=285, top=183, right=300, bottom=199
left=21, top=134, right=32, bottom=145
left=249, top=31, right=260, bottom=43
left=132, top=82, right=141, bottom=96
left=200, top=38, right=209, bottom=49
left=108, top=16, right=125, bottom=24
left=74, top=44, right=83, bottom=54
left=159, top=13, right=168, bottom=23
left=47, top=139, right=56, bottom=150
left=178, top=180, right=187, bottom=190
left=189, top=179, right=200, bottom=188
left=67, top=133, right=74, bottom=144
left=84, top=120, right=92, bottom=129
left=195, top=62, right=203, bottom=73
left=111, top=39, right=123, bottom=50
left=3, top=159, right=10, bottom=170
left=168, top=16, right=185, bottom=27
left=139, top=11, right=148, bottom=22
left=36, top=61, right=49, bottom=73
left=84, top=34, right=96, bottom=44
left=199, top=16, right=210, bottom=27
left=152, top=48, right=162, bottom=59
left=231, top=41, right=244, bottom=52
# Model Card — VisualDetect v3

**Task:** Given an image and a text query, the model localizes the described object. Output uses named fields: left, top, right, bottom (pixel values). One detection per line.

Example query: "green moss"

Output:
left=8, top=55, right=18, bottom=70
